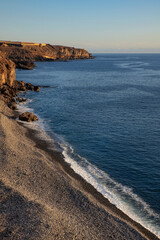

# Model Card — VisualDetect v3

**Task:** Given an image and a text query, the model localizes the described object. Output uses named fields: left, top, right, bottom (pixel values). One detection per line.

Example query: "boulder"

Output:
left=8, top=103, right=17, bottom=110
left=18, top=86, right=26, bottom=91
left=25, top=82, right=34, bottom=91
left=16, top=97, right=27, bottom=102
left=19, top=112, right=38, bottom=122
left=34, top=86, right=40, bottom=92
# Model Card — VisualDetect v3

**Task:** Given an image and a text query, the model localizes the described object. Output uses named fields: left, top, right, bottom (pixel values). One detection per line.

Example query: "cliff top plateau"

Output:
left=0, top=40, right=93, bottom=85
left=0, top=40, right=93, bottom=67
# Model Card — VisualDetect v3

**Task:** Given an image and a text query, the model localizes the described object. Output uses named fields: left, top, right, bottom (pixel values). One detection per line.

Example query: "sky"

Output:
left=0, top=0, right=160, bottom=53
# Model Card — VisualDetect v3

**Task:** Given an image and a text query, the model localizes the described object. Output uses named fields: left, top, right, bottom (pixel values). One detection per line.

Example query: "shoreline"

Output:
left=22, top=115, right=159, bottom=240
left=14, top=98, right=159, bottom=240
left=0, top=89, right=159, bottom=239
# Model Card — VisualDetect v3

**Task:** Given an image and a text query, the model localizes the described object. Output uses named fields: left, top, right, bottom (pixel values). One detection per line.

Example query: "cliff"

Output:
left=0, top=40, right=92, bottom=87
left=0, top=41, right=93, bottom=69
left=0, top=51, right=16, bottom=87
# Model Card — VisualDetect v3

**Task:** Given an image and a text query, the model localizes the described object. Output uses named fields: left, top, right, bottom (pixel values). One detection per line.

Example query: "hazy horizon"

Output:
left=0, top=0, right=160, bottom=53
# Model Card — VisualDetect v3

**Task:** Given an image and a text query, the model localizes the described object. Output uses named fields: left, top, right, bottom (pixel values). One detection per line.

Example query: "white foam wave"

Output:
left=61, top=143, right=160, bottom=238
left=116, top=61, right=150, bottom=70
left=16, top=100, right=57, bottom=150
left=16, top=100, right=160, bottom=238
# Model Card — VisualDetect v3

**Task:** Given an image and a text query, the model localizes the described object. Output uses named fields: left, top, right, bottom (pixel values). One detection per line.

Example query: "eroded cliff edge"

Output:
left=0, top=40, right=93, bottom=85
left=0, top=41, right=93, bottom=70
left=0, top=40, right=93, bottom=105
left=0, top=51, right=15, bottom=87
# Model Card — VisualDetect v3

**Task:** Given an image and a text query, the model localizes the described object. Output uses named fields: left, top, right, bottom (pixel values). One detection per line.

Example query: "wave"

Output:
left=16, top=99, right=58, bottom=151
left=16, top=99, right=160, bottom=238
left=60, top=142, right=160, bottom=238
left=116, top=61, right=150, bottom=69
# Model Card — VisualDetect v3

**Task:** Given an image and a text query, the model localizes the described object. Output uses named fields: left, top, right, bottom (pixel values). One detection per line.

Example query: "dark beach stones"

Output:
left=19, top=112, right=38, bottom=122
left=16, top=97, right=27, bottom=103
left=34, top=86, right=40, bottom=92
left=8, top=103, right=17, bottom=110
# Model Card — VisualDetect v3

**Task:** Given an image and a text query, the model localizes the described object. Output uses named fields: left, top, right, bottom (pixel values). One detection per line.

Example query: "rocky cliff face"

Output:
left=0, top=41, right=93, bottom=70
left=0, top=51, right=16, bottom=87
left=0, top=41, right=92, bottom=85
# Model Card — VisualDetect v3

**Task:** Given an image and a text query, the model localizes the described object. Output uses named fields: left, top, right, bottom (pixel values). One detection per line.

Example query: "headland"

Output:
left=0, top=40, right=93, bottom=70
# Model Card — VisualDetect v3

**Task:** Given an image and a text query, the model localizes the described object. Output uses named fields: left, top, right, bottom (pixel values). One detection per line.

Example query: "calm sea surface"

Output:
left=16, top=54, right=160, bottom=237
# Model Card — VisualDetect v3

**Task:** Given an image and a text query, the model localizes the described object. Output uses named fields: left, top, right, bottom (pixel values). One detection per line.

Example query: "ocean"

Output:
left=16, top=54, right=160, bottom=237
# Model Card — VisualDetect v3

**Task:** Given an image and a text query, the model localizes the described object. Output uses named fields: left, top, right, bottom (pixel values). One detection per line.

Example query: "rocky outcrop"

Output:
left=0, top=41, right=92, bottom=111
left=0, top=41, right=93, bottom=70
left=0, top=80, right=40, bottom=104
left=0, top=80, right=40, bottom=124
left=14, top=60, right=36, bottom=70
left=19, top=112, right=38, bottom=122
left=0, top=51, right=16, bottom=86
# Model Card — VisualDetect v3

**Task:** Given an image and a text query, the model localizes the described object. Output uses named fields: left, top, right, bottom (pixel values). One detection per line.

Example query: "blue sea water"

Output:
left=16, top=54, right=160, bottom=237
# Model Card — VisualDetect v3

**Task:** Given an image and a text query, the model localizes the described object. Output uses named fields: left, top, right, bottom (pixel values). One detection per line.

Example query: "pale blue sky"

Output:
left=0, top=0, right=160, bottom=53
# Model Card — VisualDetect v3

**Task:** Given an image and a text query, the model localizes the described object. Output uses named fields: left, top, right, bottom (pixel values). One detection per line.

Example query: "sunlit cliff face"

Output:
left=0, top=52, right=15, bottom=87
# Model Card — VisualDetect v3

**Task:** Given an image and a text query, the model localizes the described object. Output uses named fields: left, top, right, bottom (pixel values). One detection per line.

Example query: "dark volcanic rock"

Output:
left=0, top=84, right=16, bottom=99
left=0, top=81, right=40, bottom=111
left=34, top=86, right=40, bottom=92
left=16, top=97, right=27, bottom=102
left=14, top=60, right=36, bottom=70
left=14, top=80, right=26, bottom=91
left=13, top=80, right=40, bottom=92
left=19, top=112, right=38, bottom=122
left=25, top=82, right=34, bottom=90
left=8, top=102, right=17, bottom=110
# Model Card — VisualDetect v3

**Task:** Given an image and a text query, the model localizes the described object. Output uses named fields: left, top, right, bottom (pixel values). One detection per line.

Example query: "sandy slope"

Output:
left=0, top=99, right=156, bottom=240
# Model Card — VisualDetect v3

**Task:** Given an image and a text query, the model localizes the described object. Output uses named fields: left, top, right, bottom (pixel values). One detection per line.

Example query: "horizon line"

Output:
left=92, top=52, right=160, bottom=54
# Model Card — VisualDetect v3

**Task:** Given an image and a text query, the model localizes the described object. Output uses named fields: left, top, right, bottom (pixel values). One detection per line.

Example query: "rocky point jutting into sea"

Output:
left=0, top=40, right=93, bottom=111
left=0, top=40, right=93, bottom=70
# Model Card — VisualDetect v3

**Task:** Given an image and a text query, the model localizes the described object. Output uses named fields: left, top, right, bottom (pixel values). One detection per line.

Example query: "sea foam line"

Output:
left=16, top=100, right=160, bottom=238
left=61, top=143, right=160, bottom=238
left=16, top=99, right=58, bottom=151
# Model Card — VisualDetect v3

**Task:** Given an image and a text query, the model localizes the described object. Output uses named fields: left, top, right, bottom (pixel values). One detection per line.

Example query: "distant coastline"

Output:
left=0, top=40, right=93, bottom=70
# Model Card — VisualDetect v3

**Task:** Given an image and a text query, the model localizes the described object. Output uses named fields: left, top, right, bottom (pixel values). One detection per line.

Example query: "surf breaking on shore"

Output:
left=0, top=89, right=157, bottom=240
left=0, top=73, right=158, bottom=239
left=15, top=96, right=160, bottom=239
left=0, top=39, right=159, bottom=239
